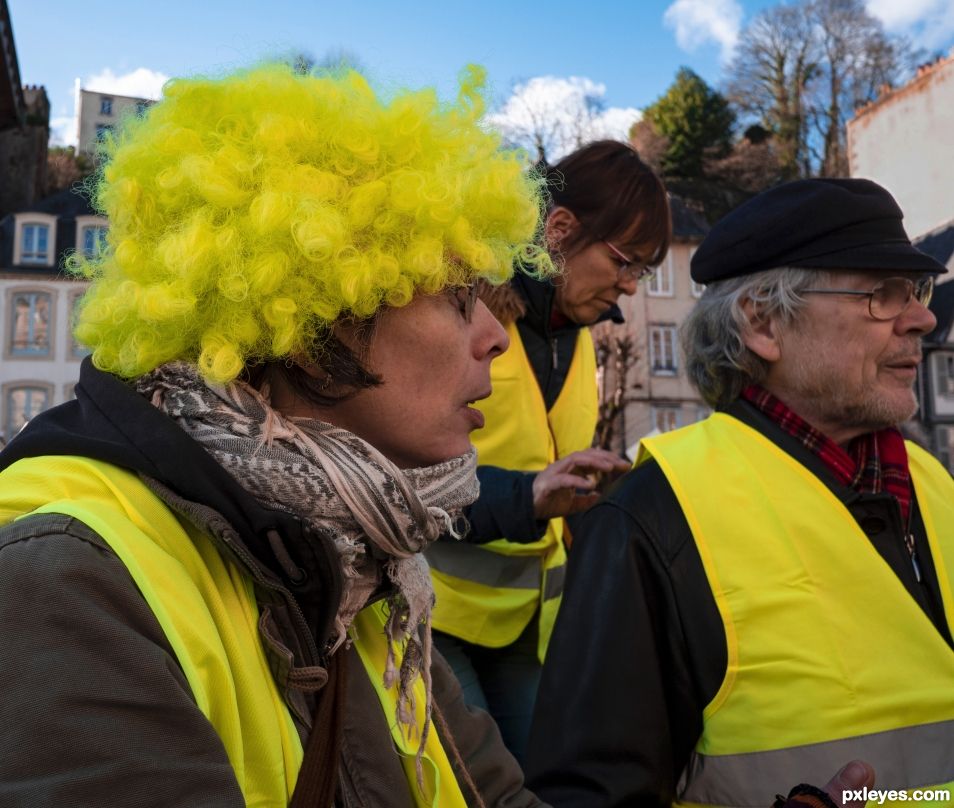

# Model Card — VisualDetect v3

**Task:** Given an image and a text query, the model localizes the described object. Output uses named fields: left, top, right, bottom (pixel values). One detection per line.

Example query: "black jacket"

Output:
left=524, top=400, right=953, bottom=808
left=0, top=359, right=542, bottom=808
left=466, top=274, right=623, bottom=544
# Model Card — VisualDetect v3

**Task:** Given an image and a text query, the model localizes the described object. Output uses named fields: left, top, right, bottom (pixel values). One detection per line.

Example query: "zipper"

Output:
left=551, top=337, right=558, bottom=370
left=903, top=503, right=922, bottom=584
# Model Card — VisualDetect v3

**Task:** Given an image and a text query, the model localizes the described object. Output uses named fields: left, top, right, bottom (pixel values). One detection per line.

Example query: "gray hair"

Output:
left=681, top=267, right=831, bottom=409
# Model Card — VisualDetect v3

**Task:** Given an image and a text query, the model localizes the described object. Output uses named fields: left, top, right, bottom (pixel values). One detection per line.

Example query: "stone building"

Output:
left=0, top=0, right=48, bottom=219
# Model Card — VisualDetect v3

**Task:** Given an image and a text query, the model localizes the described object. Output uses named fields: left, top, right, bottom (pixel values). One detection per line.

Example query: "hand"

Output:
left=532, top=449, right=631, bottom=521
left=824, top=761, right=876, bottom=808
left=779, top=760, right=876, bottom=808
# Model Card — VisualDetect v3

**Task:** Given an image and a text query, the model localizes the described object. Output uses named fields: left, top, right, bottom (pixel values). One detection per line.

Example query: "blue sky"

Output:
left=10, top=0, right=954, bottom=149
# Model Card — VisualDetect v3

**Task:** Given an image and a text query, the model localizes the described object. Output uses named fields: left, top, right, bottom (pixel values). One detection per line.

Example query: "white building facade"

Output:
left=76, top=87, right=152, bottom=157
left=847, top=51, right=954, bottom=239
left=0, top=189, right=97, bottom=445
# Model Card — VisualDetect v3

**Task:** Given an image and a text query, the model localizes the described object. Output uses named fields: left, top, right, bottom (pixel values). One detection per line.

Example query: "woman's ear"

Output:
left=544, top=206, right=580, bottom=251
left=740, top=297, right=783, bottom=363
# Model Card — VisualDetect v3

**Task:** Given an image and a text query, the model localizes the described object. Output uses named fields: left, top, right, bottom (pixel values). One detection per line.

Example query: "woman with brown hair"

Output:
left=426, top=139, right=672, bottom=763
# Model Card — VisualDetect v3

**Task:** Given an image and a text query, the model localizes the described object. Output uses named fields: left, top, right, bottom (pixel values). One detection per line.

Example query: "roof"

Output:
left=0, top=186, right=98, bottom=270
left=918, top=218, right=954, bottom=344
left=928, top=278, right=954, bottom=344
left=851, top=50, right=954, bottom=124
left=79, top=87, right=154, bottom=105
left=915, top=220, right=954, bottom=270
left=11, top=185, right=97, bottom=218
left=670, top=195, right=709, bottom=241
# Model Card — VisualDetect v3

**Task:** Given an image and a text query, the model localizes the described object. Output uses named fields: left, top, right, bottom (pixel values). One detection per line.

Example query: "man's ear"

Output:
left=544, top=206, right=580, bottom=250
left=740, top=296, right=782, bottom=363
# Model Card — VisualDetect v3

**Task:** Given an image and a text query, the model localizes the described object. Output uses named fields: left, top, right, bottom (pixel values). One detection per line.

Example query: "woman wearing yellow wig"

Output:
left=0, top=63, right=549, bottom=807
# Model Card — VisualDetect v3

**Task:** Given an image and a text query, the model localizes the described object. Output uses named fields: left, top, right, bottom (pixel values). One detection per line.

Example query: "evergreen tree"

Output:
left=642, top=68, right=735, bottom=181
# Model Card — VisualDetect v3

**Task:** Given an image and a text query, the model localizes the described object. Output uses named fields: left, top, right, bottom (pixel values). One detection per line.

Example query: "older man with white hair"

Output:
left=526, top=178, right=954, bottom=808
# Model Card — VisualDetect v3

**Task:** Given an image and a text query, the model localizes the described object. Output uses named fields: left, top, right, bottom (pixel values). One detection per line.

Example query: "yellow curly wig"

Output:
left=73, top=63, right=550, bottom=383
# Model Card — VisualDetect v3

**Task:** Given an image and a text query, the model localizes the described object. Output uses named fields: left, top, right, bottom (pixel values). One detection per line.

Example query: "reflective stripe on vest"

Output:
left=638, top=417, right=954, bottom=808
left=428, top=321, right=597, bottom=660
left=425, top=540, right=567, bottom=598
left=678, top=720, right=954, bottom=807
left=0, top=455, right=303, bottom=805
left=351, top=602, right=468, bottom=807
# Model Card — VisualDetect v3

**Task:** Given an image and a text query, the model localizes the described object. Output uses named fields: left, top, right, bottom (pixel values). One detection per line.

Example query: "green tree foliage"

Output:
left=642, top=68, right=735, bottom=181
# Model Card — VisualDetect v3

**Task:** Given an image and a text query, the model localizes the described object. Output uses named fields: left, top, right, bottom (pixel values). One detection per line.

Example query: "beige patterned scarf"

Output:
left=135, top=362, right=478, bottom=780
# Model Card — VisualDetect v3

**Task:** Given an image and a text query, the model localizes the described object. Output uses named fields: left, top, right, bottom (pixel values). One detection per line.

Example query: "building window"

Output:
left=135, top=99, right=151, bottom=116
left=75, top=216, right=108, bottom=259
left=935, top=354, right=954, bottom=397
left=937, top=426, right=954, bottom=473
left=649, top=324, right=678, bottom=375
left=9, top=291, right=52, bottom=357
left=647, top=254, right=674, bottom=297
left=100, top=96, right=113, bottom=115
left=95, top=123, right=113, bottom=141
left=695, top=405, right=711, bottom=422
left=687, top=247, right=704, bottom=297
left=81, top=225, right=108, bottom=257
left=652, top=405, right=681, bottom=433
left=14, top=213, right=57, bottom=266
left=3, top=385, right=50, bottom=442
left=70, top=292, right=92, bottom=360
left=20, top=223, right=50, bottom=265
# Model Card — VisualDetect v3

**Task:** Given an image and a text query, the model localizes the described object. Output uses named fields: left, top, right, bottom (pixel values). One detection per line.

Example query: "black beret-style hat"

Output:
left=690, top=178, right=947, bottom=283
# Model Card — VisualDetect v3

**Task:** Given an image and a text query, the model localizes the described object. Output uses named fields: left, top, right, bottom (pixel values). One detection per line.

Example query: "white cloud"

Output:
left=663, top=0, right=744, bottom=63
left=866, top=0, right=941, bottom=30
left=83, top=67, right=170, bottom=100
left=587, top=106, right=643, bottom=142
left=866, top=0, right=954, bottom=50
left=49, top=116, right=77, bottom=148
left=488, top=76, right=641, bottom=162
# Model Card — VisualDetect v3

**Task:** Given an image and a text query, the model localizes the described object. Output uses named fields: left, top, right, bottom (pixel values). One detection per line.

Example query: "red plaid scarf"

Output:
left=742, top=385, right=912, bottom=522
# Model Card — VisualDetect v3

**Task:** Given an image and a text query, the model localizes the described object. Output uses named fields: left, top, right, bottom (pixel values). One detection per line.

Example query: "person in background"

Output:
left=525, top=178, right=953, bottom=807
left=0, top=63, right=551, bottom=808
left=426, top=141, right=669, bottom=762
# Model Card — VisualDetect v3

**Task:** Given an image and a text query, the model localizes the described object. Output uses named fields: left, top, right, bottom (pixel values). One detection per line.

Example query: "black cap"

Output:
left=690, top=178, right=947, bottom=283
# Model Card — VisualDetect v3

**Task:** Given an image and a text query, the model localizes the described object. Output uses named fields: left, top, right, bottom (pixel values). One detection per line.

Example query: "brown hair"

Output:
left=543, top=140, right=672, bottom=266
left=244, top=319, right=381, bottom=408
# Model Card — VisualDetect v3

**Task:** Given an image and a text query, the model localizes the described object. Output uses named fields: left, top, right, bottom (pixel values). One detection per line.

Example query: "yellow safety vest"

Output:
left=427, top=321, right=598, bottom=660
left=0, top=455, right=464, bottom=807
left=639, top=414, right=954, bottom=808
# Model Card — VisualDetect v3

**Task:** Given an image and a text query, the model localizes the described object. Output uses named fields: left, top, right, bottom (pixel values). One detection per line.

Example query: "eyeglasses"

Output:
left=604, top=241, right=655, bottom=283
left=446, top=281, right=480, bottom=323
left=802, top=276, right=934, bottom=321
